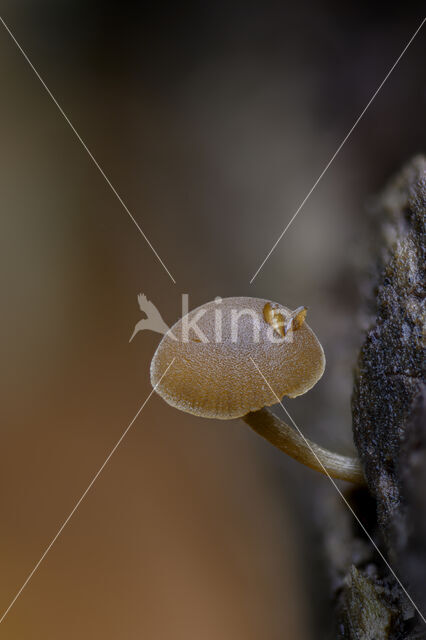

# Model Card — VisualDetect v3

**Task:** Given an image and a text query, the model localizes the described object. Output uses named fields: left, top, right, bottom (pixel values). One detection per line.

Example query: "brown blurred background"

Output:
left=1, top=2, right=425, bottom=638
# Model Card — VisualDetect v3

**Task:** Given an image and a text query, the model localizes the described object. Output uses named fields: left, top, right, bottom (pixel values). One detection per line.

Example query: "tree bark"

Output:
left=318, top=156, right=426, bottom=639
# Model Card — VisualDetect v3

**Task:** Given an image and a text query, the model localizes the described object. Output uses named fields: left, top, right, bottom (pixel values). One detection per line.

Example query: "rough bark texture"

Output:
left=319, top=156, right=425, bottom=639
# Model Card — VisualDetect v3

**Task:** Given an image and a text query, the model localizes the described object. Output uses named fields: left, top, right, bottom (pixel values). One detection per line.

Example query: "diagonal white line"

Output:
left=250, top=16, right=426, bottom=284
left=0, top=16, right=176, bottom=285
left=0, top=359, right=175, bottom=626
left=249, top=356, right=426, bottom=625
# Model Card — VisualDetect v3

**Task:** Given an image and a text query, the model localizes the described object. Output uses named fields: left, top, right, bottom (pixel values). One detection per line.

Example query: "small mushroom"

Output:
left=150, top=297, right=365, bottom=484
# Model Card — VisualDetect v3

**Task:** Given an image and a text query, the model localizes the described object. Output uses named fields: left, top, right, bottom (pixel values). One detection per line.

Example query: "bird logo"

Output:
left=129, top=294, right=171, bottom=342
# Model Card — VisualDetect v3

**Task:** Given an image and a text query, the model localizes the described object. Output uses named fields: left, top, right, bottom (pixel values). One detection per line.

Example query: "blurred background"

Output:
left=1, top=2, right=425, bottom=638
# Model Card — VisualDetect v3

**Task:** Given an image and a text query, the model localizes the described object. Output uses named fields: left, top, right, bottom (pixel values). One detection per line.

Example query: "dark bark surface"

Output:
left=319, top=156, right=425, bottom=639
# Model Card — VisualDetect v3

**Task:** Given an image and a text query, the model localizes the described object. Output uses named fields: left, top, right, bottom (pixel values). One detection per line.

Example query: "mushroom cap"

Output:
left=150, top=297, right=325, bottom=419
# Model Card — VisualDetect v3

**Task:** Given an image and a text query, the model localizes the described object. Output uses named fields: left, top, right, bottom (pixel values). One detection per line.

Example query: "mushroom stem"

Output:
left=242, top=407, right=365, bottom=485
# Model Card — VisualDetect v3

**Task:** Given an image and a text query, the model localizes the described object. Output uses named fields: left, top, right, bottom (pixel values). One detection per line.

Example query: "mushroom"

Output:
left=150, top=297, right=365, bottom=484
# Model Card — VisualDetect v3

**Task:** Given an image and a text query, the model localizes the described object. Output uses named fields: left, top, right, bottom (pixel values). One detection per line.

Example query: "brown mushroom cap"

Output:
left=150, top=297, right=325, bottom=419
